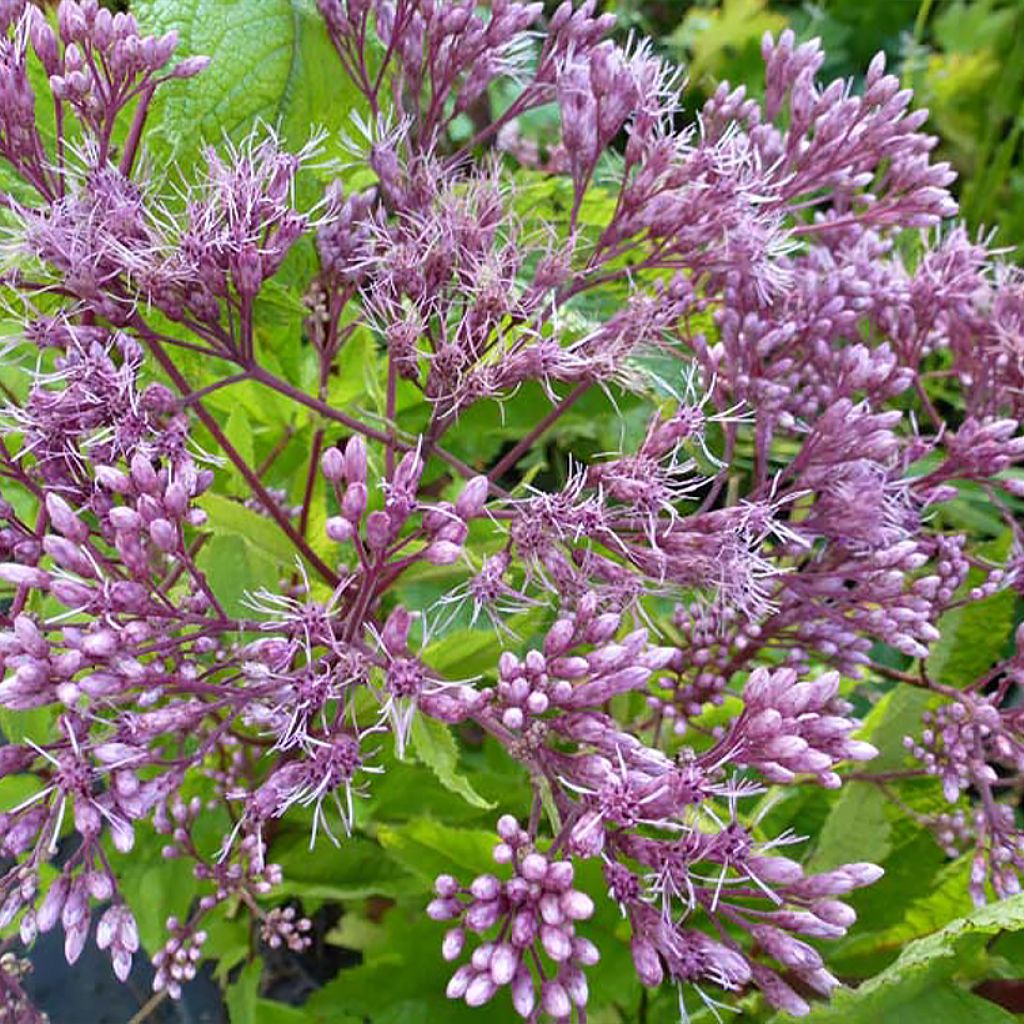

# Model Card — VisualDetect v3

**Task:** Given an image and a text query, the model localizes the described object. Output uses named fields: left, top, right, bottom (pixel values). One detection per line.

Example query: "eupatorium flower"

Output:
left=0, top=2, right=1021, bottom=1020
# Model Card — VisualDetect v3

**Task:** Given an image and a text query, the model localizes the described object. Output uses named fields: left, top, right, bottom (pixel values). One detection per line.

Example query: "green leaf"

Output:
left=270, top=829, right=424, bottom=900
left=200, top=492, right=296, bottom=567
left=195, top=533, right=279, bottom=617
left=304, top=908, right=519, bottom=1024
left=809, top=780, right=891, bottom=872
left=421, top=627, right=501, bottom=680
left=861, top=684, right=934, bottom=772
left=834, top=855, right=973, bottom=968
left=926, top=529, right=1016, bottom=688
left=409, top=715, right=495, bottom=811
left=794, top=894, right=1024, bottom=1023
left=376, top=818, right=497, bottom=881
left=226, top=959, right=313, bottom=1024
left=0, top=705, right=56, bottom=747
left=196, top=491, right=302, bottom=614
left=666, top=0, right=786, bottom=83
left=928, top=591, right=1016, bottom=688
left=809, top=684, right=933, bottom=871
left=135, top=0, right=362, bottom=164
left=118, top=855, right=200, bottom=953
left=203, top=905, right=251, bottom=983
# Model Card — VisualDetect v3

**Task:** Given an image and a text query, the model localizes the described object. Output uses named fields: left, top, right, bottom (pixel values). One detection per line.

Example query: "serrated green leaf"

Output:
left=135, top=0, right=362, bottom=164
left=376, top=818, right=496, bottom=880
left=271, top=829, right=424, bottom=900
left=928, top=586, right=1016, bottom=689
left=409, top=715, right=495, bottom=810
left=200, top=491, right=297, bottom=567
left=795, top=894, right=1024, bottom=1023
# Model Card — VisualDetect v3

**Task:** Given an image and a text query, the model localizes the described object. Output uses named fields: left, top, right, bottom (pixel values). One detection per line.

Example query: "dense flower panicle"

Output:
left=0, top=1, right=1022, bottom=1020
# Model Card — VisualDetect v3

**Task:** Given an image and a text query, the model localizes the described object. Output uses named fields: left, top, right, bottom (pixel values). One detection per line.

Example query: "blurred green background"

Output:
left=609, top=0, right=1024, bottom=258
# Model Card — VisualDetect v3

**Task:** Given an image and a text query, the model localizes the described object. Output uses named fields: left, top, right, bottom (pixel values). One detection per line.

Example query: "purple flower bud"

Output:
left=489, top=942, right=518, bottom=985
left=562, top=964, right=588, bottom=1007
left=46, top=494, right=89, bottom=543
left=442, top=927, right=465, bottom=961
left=510, top=910, right=536, bottom=947
left=321, top=446, right=345, bottom=482
left=750, top=964, right=810, bottom=1016
left=546, top=860, right=574, bottom=890
left=427, top=898, right=462, bottom=921
left=65, top=921, right=90, bottom=966
left=572, top=936, right=600, bottom=966
left=37, top=875, right=69, bottom=934
left=173, top=54, right=211, bottom=78
left=541, top=979, right=572, bottom=1019
left=130, top=453, right=159, bottom=494
left=341, top=482, right=368, bottom=521
left=42, top=537, right=95, bottom=577
left=541, top=924, right=572, bottom=961
left=584, top=612, right=621, bottom=644
left=631, top=936, right=663, bottom=987
left=813, top=900, right=856, bottom=928
left=520, top=852, right=548, bottom=882
left=469, top=874, right=501, bottom=902
left=382, top=606, right=412, bottom=655
left=511, top=965, right=535, bottom=1018
left=0, top=564, right=50, bottom=589
left=365, top=511, right=391, bottom=549
left=149, top=518, right=177, bottom=552
left=465, top=972, right=497, bottom=1007
left=326, top=515, right=355, bottom=543
left=561, top=889, right=594, bottom=921
left=543, top=619, right=576, bottom=657
left=841, top=862, right=884, bottom=888
left=108, top=507, right=142, bottom=532
left=424, top=540, right=462, bottom=565
left=539, top=892, right=563, bottom=926
left=464, top=900, right=501, bottom=933
left=455, top=476, right=489, bottom=520
left=446, top=964, right=474, bottom=999
left=497, top=815, right=524, bottom=839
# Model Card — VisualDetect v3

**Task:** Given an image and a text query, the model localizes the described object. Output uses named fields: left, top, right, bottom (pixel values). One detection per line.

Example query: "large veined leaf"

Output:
left=135, top=0, right=361, bottom=162
left=789, top=894, right=1024, bottom=1024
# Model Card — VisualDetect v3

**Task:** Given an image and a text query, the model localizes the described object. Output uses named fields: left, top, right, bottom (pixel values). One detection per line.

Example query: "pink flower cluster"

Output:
left=0, top=1, right=1020, bottom=1020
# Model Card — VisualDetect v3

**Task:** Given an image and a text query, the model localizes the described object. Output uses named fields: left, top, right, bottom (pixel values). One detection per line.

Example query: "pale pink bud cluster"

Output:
left=432, top=817, right=598, bottom=1020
